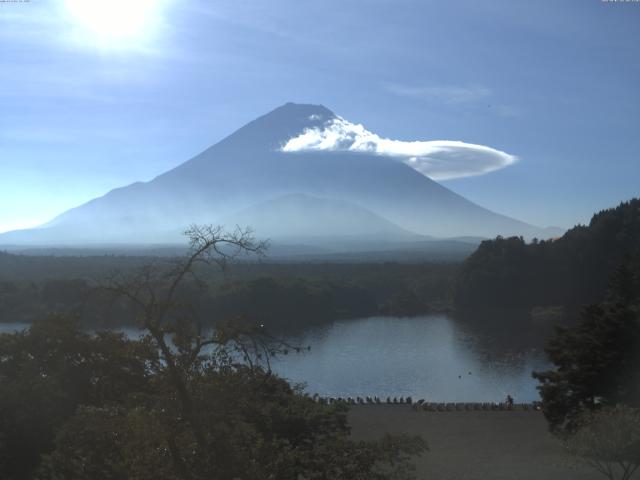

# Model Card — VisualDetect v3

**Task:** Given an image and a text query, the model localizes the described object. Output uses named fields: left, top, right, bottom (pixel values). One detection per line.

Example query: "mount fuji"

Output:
left=0, top=103, right=560, bottom=251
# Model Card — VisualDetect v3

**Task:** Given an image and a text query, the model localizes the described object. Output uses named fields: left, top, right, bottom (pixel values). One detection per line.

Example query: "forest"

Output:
left=454, top=199, right=640, bottom=319
left=0, top=256, right=456, bottom=329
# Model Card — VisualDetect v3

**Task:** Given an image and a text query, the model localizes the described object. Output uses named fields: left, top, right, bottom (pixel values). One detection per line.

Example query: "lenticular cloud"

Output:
left=281, top=116, right=517, bottom=180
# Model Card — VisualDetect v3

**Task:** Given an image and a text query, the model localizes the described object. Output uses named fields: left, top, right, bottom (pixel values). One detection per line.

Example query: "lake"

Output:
left=0, top=315, right=548, bottom=402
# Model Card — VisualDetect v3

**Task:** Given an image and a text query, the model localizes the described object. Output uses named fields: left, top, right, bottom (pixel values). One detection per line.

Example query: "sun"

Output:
left=64, top=0, right=160, bottom=43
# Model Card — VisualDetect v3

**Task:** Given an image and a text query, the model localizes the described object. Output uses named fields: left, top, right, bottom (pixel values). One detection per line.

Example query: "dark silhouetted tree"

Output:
left=533, top=260, right=640, bottom=435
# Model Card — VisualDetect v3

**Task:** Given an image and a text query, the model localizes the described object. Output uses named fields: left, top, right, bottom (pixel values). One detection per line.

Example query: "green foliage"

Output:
left=533, top=262, right=640, bottom=435
left=204, top=276, right=378, bottom=329
left=455, top=198, right=640, bottom=313
left=533, top=303, right=640, bottom=433
left=0, top=260, right=457, bottom=328
left=0, top=318, right=426, bottom=480
left=0, top=316, right=153, bottom=480
left=455, top=236, right=536, bottom=310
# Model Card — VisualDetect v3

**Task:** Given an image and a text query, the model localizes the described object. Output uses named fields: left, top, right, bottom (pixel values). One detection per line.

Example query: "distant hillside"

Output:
left=454, top=198, right=640, bottom=313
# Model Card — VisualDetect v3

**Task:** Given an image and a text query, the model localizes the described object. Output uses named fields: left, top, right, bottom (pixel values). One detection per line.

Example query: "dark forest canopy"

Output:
left=454, top=198, right=640, bottom=315
left=0, top=260, right=457, bottom=328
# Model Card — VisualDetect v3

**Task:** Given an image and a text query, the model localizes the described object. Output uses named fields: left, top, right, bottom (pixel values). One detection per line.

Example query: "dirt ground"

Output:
left=348, top=405, right=601, bottom=480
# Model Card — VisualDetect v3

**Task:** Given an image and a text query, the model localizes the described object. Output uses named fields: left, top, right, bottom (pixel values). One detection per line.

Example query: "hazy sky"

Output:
left=1, top=0, right=639, bottom=233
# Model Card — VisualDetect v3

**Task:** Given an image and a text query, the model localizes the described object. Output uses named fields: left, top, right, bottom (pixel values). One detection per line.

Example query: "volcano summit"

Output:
left=0, top=103, right=559, bottom=250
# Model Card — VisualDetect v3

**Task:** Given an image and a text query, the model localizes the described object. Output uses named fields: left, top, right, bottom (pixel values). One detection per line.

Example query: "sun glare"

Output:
left=64, top=0, right=160, bottom=44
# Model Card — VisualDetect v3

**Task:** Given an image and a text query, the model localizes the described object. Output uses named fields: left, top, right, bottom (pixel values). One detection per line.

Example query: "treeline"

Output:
left=0, top=261, right=457, bottom=329
left=0, top=251, right=151, bottom=281
left=454, top=198, right=640, bottom=316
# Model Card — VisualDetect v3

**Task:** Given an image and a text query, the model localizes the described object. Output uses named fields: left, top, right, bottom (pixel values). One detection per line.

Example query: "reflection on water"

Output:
left=0, top=315, right=549, bottom=402
left=271, top=316, right=548, bottom=402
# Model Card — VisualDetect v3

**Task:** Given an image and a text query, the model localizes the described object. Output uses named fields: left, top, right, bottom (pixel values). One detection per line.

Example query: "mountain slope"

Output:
left=221, top=193, right=417, bottom=240
left=1, top=103, right=556, bottom=246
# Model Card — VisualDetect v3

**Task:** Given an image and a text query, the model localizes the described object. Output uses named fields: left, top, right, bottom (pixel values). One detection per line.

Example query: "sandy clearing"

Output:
left=348, top=405, right=601, bottom=480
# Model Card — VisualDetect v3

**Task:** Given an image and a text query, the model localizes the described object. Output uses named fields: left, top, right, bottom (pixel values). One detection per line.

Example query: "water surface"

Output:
left=1, top=315, right=548, bottom=402
left=271, top=315, right=548, bottom=402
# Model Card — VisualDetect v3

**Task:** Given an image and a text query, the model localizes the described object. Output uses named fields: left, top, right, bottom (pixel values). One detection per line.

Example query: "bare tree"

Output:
left=565, top=405, right=640, bottom=480
left=100, top=225, right=299, bottom=476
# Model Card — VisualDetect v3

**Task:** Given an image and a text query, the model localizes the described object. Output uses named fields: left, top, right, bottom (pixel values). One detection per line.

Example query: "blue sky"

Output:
left=1, top=0, right=639, bottom=233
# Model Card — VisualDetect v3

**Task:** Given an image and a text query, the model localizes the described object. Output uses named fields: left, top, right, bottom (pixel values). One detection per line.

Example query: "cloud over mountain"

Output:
left=0, top=103, right=553, bottom=247
left=281, top=116, right=517, bottom=180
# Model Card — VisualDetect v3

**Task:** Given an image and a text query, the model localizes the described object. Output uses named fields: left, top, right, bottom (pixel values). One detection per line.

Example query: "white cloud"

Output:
left=281, top=117, right=518, bottom=180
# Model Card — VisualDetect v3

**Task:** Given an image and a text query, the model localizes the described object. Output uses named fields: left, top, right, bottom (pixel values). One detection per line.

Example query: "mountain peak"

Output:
left=217, top=103, right=337, bottom=151
left=275, top=102, right=334, bottom=118
left=256, top=102, right=337, bottom=136
left=0, top=103, right=555, bottom=247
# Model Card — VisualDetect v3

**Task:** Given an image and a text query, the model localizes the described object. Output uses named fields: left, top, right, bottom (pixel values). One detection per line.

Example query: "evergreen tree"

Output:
left=533, top=262, right=640, bottom=435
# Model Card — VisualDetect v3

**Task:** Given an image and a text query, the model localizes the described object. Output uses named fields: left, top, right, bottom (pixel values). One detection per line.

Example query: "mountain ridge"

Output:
left=1, top=103, right=561, bottom=248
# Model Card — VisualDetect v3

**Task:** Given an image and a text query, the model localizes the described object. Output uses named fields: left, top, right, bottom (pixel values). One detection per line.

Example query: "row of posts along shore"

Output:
left=307, top=395, right=542, bottom=412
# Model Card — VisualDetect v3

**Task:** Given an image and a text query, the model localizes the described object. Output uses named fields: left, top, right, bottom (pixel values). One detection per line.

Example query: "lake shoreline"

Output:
left=2, top=315, right=549, bottom=402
